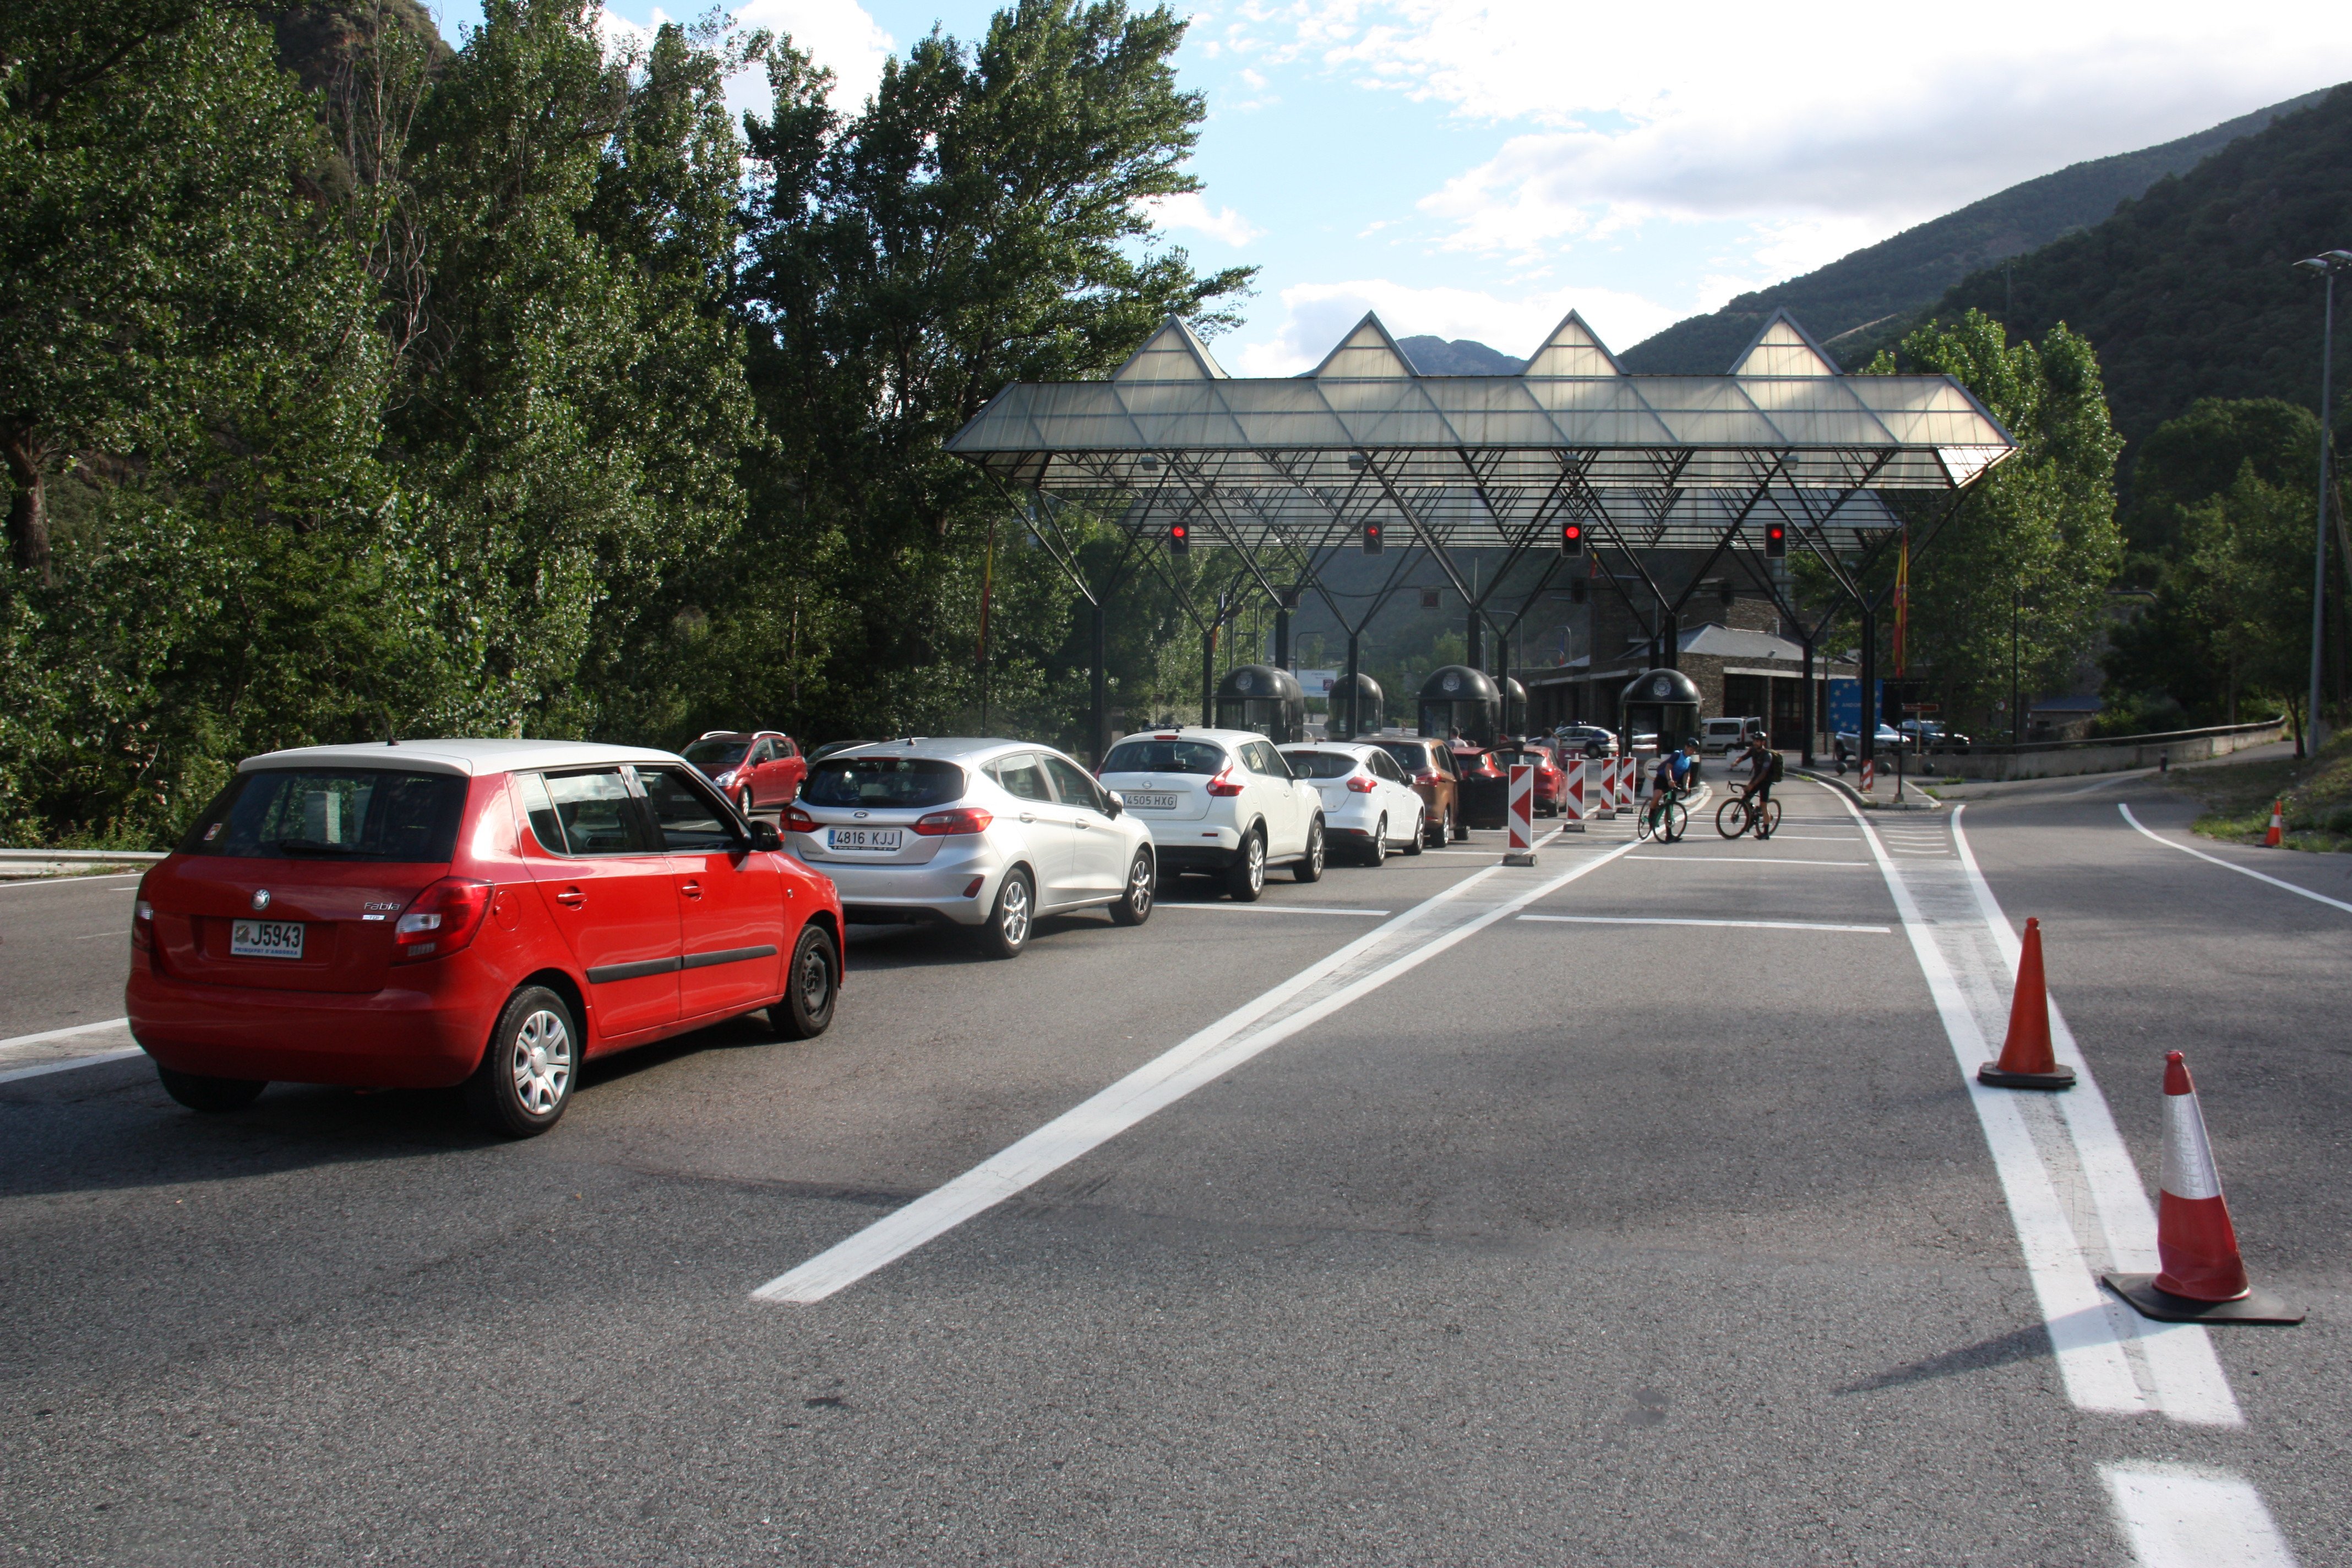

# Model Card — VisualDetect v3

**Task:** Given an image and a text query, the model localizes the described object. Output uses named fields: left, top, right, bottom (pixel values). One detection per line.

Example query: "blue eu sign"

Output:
left=1826, top=678, right=1861, bottom=734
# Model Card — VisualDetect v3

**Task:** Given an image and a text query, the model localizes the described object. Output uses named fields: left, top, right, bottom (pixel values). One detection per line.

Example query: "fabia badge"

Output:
left=251, top=889, right=272, bottom=911
left=1236, top=669, right=1255, bottom=693
left=1442, top=672, right=1462, bottom=694
left=1651, top=675, right=1671, bottom=698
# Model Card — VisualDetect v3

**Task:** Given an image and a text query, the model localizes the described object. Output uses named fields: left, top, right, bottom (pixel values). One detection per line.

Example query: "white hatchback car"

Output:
left=782, top=739, right=1156, bottom=957
left=1277, top=743, right=1427, bottom=865
left=1097, top=728, right=1325, bottom=901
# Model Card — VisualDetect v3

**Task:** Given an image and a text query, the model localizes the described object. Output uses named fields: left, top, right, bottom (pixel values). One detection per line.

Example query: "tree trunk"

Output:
left=2, top=419, right=52, bottom=586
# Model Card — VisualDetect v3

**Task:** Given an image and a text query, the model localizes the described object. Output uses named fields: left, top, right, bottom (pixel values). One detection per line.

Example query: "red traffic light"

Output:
left=1169, top=521, right=1190, bottom=555
left=1363, top=520, right=1384, bottom=554
left=1560, top=521, right=1584, bottom=555
left=1764, top=522, right=1787, bottom=558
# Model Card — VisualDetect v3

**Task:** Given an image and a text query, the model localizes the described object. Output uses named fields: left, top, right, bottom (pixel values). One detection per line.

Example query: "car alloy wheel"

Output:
left=466, top=986, right=577, bottom=1137
left=1366, top=815, right=1386, bottom=865
left=979, top=868, right=1033, bottom=957
left=1227, top=830, right=1266, bottom=901
left=1294, top=819, right=1325, bottom=883
left=1110, top=850, right=1155, bottom=925
left=1403, top=808, right=1424, bottom=855
left=736, top=787, right=754, bottom=819
left=774, top=924, right=836, bottom=1038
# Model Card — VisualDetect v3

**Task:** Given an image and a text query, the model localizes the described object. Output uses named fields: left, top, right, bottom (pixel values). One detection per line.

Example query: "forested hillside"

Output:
left=1621, top=89, right=2329, bottom=375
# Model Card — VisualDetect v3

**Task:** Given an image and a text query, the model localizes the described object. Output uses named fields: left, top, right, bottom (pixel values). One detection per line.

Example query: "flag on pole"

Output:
left=1892, top=526, right=1909, bottom=678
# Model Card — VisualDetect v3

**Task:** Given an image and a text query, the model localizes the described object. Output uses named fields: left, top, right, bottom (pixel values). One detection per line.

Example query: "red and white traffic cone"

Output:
left=2103, top=1051, right=2304, bottom=1324
left=1977, top=918, right=2075, bottom=1089
left=2264, top=799, right=2284, bottom=847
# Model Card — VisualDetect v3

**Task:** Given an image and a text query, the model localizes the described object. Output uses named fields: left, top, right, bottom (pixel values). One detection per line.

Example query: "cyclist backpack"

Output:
left=1766, top=750, right=1785, bottom=783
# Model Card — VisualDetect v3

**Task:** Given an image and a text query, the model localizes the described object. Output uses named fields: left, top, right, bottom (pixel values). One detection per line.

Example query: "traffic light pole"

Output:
left=1858, top=606, right=1877, bottom=776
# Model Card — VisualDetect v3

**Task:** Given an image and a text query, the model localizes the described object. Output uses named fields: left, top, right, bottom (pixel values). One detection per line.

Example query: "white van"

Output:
left=1700, top=716, right=1767, bottom=755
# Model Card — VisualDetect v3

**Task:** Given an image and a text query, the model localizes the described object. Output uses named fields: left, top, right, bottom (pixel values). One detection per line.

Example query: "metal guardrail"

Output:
left=0, top=848, right=168, bottom=862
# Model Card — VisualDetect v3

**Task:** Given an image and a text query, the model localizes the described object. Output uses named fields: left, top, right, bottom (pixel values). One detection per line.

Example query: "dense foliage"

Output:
left=0, top=0, right=1245, bottom=845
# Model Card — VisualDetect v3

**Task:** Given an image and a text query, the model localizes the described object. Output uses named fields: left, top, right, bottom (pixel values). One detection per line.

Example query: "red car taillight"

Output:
left=393, top=878, right=493, bottom=964
left=1206, top=767, right=1245, bottom=797
left=914, top=807, right=994, bottom=836
left=132, top=897, right=155, bottom=951
left=1346, top=775, right=1378, bottom=792
left=1415, top=770, right=1440, bottom=785
left=782, top=804, right=820, bottom=834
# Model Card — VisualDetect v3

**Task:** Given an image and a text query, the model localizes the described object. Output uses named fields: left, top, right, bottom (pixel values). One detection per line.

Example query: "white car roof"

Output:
left=820, top=737, right=1063, bottom=765
left=237, top=738, right=682, bottom=778
left=1279, top=742, right=1380, bottom=760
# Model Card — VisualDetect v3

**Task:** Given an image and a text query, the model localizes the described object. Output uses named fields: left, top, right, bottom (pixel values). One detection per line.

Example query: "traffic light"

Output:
left=1169, top=520, right=1190, bottom=556
left=1363, top=520, right=1384, bottom=555
left=1560, top=520, right=1584, bottom=556
left=1764, top=521, right=1787, bottom=558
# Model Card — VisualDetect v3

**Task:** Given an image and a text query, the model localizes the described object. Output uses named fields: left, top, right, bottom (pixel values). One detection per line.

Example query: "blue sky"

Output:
left=433, top=1, right=2352, bottom=373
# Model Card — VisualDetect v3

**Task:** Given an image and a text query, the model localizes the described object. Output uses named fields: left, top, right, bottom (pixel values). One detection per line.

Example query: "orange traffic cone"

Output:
left=2264, top=799, right=2284, bottom=847
left=1977, top=917, right=2076, bottom=1090
left=2104, top=1052, right=2302, bottom=1324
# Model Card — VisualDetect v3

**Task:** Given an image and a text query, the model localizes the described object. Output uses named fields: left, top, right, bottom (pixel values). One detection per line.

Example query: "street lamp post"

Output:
left=2293, top=250, right=2352, bottom=755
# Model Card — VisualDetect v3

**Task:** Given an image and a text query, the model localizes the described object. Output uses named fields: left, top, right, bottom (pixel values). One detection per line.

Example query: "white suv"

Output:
left=1097, top=728, right=1325, bottom=901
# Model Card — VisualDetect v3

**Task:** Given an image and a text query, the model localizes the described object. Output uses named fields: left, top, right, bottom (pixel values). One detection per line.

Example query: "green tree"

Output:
left=2122, top=396, right=2318, bottom=566
left=1857, top=310, right=2125, bottom=734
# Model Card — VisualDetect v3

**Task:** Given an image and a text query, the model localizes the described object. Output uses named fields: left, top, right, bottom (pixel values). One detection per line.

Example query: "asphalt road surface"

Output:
left=3, top=775, right=2345, bottom=1565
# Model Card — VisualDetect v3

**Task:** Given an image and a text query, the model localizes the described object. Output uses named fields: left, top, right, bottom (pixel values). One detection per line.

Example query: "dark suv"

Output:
left=1371, top=737, right=1465, bottom=845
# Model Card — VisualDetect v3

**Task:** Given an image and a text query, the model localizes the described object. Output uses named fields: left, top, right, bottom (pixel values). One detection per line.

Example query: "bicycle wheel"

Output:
left=1662, top=799, right=1688, bottom=842
left=1759, top=798, right=1783, bottom=838
left=1714, top=797, right=1750, bottom=839
left=1635, top=802, right=1656, bottom=841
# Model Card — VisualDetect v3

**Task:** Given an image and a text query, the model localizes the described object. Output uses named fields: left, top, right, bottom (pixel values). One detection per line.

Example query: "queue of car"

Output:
left=120, top=717, right=1624, bottom=1141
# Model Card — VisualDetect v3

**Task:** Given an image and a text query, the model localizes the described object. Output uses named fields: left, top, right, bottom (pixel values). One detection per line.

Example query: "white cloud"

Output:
left=1230, top=277, right=1689, bottom=377
left=1143, top=192, right=1266, bottom=247
left=1232, top=1, right=2352, bottom=254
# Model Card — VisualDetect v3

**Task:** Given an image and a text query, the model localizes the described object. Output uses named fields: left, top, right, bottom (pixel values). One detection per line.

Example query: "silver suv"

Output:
left=1098, top=727, right=1325, bottom=901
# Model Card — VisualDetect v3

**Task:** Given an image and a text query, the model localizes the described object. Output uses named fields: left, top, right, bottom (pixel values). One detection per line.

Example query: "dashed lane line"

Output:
left=1624, top=854, right=1870, bottom=868
left=0, top=1048, right=144, bottom=1086
left=751, top=825, right=1646, bottom=1304
left=2119, top=803, right=2352, bottom=915
left=1156, top=903, right=1391, bottom=918
left=2101, top=1464, right=2301, bottom=1567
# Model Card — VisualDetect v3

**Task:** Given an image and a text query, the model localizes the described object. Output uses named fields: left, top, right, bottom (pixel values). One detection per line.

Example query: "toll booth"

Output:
left=1619, top=667, right=1702, bottom=755
left=1215, top=664, right=1308, bottom=743
left=1418, top=665, right=1501, bottom=745
left=1501, top=677, right=1528, bottom=738
left=1326, top=672, right=1384, bottom=741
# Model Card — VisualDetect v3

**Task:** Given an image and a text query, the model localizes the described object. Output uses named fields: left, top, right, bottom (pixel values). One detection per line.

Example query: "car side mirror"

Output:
left=745, top=819, right=781, bottom=851
left=1104, top=794, right=1123, bottom=818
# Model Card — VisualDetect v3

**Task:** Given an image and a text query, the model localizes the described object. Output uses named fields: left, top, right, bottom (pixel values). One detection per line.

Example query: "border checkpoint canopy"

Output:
left=945, top=308, right=2017, bottom=557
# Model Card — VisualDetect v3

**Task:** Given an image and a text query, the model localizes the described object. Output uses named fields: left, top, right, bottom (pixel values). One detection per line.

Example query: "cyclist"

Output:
left=1645, top=739, right=1696, bottom=835
left=1736, top=732, right=1782, bottom=836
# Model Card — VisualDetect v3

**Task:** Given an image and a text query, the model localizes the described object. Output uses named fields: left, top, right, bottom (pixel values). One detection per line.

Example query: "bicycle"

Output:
left=1715, top=792, right=1782, bottom=840
left=1637, top=792, right=1688, bottom=842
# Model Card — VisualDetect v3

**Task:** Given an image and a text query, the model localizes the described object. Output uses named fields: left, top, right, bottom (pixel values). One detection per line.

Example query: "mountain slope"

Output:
left=1871, top=85, right=2352, bottom=446
left=1619, top=89, right=2332, bottom=374
left=1398, top=335, right=1522, bottom=375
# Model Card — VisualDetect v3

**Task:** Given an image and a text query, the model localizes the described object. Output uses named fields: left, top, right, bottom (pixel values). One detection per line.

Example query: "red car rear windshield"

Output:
left=180, top=769, right=469, bottom=862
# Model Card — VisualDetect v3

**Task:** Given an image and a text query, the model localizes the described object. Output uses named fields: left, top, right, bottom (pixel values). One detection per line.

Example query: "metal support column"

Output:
left=1858, top=607, right=1877, bottom=774
left=1343, top=632, right=1362, bottom=741
left=1201, top=623, right=1217, bottom=726
left=1091, top=603, right=1109, bottom=765
left=1799, top=635, right=1816, bottom=767
left=1466, top=608, right=1483, bottom=671
left=1275, top=605, right=1291, bottom=671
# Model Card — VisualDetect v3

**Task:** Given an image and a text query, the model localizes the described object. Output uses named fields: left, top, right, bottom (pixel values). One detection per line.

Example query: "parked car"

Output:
left=1369, top=737, right=1464, bottom=846
left=683, top=729, right=807, bottom=816
left=1553, top=723, right=1619, bottom=758
left=784, top=739, right=1156, bottom=955
left=1097, top=728, right=1325, bottom=901
left=1698, top=716, right=1767, bottom=756
left=1897, top=719, right=1972, bottom=751
left=1832, top=725, right=1907, bottom=766
left=1489, top=743, right=1568, bottom=816
left=1277, top=743, right=1426, bottom=863
left=125, top=739, right=843, bottom=1136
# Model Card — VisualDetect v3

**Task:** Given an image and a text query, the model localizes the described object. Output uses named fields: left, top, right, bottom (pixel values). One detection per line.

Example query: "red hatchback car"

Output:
left=125, top=740, right=845, bottom=1136
left=683, top=729, right=807, bottom=818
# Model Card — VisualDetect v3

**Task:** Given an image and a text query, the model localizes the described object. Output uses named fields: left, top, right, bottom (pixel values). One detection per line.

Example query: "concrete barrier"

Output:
left=1910, top=720, right=2285, bottom=782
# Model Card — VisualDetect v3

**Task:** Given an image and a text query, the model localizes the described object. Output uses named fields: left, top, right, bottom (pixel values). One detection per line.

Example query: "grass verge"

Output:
left=2170, top=732, right=2352, bottom=852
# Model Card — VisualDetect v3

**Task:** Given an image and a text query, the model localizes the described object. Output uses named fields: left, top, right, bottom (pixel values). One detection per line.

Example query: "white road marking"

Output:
left=2064, top=769, right=2156, bottom=796
left=0, top=1048, right=144, bottom=1085
left=1624, top=854, right=1869, bottom=868
left=72, top=929, right=130, bottom=940
left=0, top=1016, right=132, bottom=1052
left=1950, top=804, right=2240, bottom=1425
left=1157, top=903, right=1391, bottom=918
left=1761, top=834, right=1863, bottom=841
left=2119, top=803, right=2352, bottom=914
left=2101, top=1464, right=2301, bottom=1567
left=1518, top=914, right=1889, bottom=934
left=754, top=828, right=1641, bottom=1304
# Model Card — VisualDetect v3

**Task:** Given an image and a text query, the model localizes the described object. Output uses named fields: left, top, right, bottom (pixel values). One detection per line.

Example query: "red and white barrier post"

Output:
left=1615, top=753, right=1635, bottom=813
left=1560, top=758, right=1586, bottom=832
left=1592, top=755, right=1616, bottom=819
left=1860, top=758, right=1876, bottom=793
left=1505, top=763, right=1537, bottom=865
left=2101, top=1050, right=2304, bottom=1325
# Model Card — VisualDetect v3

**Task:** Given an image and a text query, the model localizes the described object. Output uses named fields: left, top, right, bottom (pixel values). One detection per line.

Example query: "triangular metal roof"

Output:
left=1110, top=314, right=1230, bottom=382
left=1730, top=311, right=1842, bottom=377
left=1313, top=312, right=1418, bottom=379
left=1520, top=311, right=1623, bottom=377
